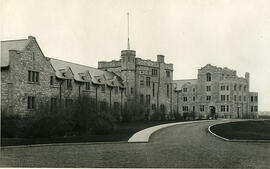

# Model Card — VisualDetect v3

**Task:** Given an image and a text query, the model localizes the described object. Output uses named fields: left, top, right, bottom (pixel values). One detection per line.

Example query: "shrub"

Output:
left=91, top=113, right=116, bottom=135
left=1, top=114, right=20, bottom=138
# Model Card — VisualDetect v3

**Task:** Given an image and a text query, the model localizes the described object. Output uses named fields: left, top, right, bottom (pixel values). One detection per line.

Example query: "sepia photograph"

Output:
left=1, top=0, right=270, bottom=168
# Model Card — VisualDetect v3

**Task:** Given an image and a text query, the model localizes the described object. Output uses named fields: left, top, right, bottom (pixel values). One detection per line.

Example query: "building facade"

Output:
left=174, top=64, right=258, bottom=118
left=98, top=49, right=174, bottom=119
left=1, top=36, right=126, bottom=117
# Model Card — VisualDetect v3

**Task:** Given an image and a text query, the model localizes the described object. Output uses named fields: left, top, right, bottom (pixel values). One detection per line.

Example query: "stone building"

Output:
left=1, top=36, right=126, bottom=117
left=98, top=48, right=174, bottom=119
left=174, top=64, right=258, bottom=118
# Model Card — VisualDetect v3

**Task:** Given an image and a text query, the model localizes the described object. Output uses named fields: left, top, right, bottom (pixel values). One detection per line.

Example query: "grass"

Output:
left=210, top=120, right=270, bottom=140
left=1, top=120, right=183, bottom=146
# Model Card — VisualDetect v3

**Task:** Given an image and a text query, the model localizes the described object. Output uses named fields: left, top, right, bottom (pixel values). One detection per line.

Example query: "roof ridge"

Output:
left=174, top=78, right=197, bottom=81
left=49, top=57, right=100, bottom=70
left=1, top=39, right=28, bottom=42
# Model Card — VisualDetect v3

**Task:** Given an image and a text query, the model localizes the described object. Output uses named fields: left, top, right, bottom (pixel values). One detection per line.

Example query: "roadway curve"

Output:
left=1, top=120, right=269, bottom=168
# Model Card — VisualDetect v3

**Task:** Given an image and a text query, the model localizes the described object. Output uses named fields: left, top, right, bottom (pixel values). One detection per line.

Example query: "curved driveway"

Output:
left=1, top=120, right=269, bottom=168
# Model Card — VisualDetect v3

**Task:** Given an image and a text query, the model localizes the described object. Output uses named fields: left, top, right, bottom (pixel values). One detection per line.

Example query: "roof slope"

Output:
left=173, top=79, right=197, bottom=90
left=1, top=39, right=29, bottom=67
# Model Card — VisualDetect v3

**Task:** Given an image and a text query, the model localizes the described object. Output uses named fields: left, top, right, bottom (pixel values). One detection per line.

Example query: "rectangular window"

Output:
left=244, top=96, right=246, bottom=101
left=254, top=96, right=258, bottom=102
left=183, top=97, right=187, bottom=102
left=130, top=87, right=134, bottom=95
left=206, top=86, right=211, bottom=91
left=183, top=88, right=187, bottom=92
left=254, top=106, right=258, bottom=112
left=182, top=106, right=188, bottom=112
left=140, top=76, right=144, bottom=87
left=67, top=79, right=72, bottom=89
left=244, top=85, right=247, bottom=91
left=50, top=76, right=54, bottom=85
left=28, top=71, right=39, bottom=83
left=251, top=106, right=253, bottom=112
left=140, top=94, right=144, bottom=104
left=152, top=83, right=155, bottom=97
left=166, top=70, right=170, bottom=78
left=239, top=96, right=241, bottom=101
left=200, top=105, right=204, bottom=112
left=206, top=96, right=211, bottom=101
left=27, top=96, right=35, bottom=109
left=220, top=85, right=226, bottom=91
left=239, top=85, right=242, bottom=91
left=146, top=77, right=151, bottom=87
left=221, top=105, right=226, bottom=112
left=221, top=95, right=225, bottom=101
left=152, top=69, right=157, bottom=76
left=193, top=88, right=195, bottom=92
left=251, top=96, right=253, bottom=102
left=86, top=82, right=90, bottom=90
left=193, top=96, right=195, bottom=102
left=226, top=85, right=229, bottom=90
left=234, top=95, right=236, bottom=101
left=146, top=95, right=150, bottom=105
left=192, top=106, right=195, bottom=112
left=234, top=84, right=237, bottom=91
left=167, top=84, right=170, bottom=97
left=226, top=105, right=229, bottom=112
left=226, top=95, right=229, bottom=101
left=101, top=85, right=105, bottom=93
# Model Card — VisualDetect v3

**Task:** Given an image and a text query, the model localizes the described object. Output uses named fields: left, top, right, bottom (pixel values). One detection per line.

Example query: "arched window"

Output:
left=206, top=73, right=211, bottom=81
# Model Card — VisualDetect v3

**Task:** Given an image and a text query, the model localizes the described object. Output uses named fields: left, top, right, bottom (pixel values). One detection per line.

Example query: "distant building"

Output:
left=174, top=64, right=258, bottom=118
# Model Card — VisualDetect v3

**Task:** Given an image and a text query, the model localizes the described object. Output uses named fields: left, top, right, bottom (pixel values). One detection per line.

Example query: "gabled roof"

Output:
left=49, top=58, right=123, bottom=87
left=173, top=79, right=197, bottom=90
left=1, top=38, right=30, bottom=67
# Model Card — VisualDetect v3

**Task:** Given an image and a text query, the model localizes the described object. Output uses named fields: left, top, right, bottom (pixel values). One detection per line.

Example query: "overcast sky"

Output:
left=1, top=0, right=270, bottom=111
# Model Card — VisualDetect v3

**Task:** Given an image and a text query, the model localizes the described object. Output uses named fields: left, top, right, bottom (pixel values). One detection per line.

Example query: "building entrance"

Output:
left=210, top=106, right=216, bottom=119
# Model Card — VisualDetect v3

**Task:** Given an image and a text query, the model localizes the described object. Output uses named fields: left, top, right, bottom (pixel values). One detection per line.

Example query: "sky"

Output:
left=1, top=0, right=270, bottom=111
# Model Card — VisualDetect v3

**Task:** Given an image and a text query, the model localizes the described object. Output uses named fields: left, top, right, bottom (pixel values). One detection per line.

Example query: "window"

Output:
left=166, top=70, right=170, bottom=78
left=86, top=82, right=90, bottom=90
left=206, top=96, right=211, bottom=101
left=251, top=96, right=254, bottom=102
left=130, top=87, right=134, bottom=95
left=192, top=106, right=195, bottom=112
left=152, top=104, right=156, bottom=110
left=206, top=86, right=211, bottom=91
left=244, top=96, right=246, bottom=101
left=140, top=94, right=144, bottom=104
left=251, top=106, right=253, bottom=112
left=146, top=77, right=151, bottom=87
left=182, top=106, right=189, bottom=112
left=226, top=85, right=229, bottom=90
left=254, top=96, right=258, bottom=102
left=244, top=85, right=247, bottom=91
left=239, top=96, right=241, bottom=101
left=50, top=76, right=54, bottom=85
left=254, top=106, right=258, bottom=112
left=146, top=95, right=150, bottom=105
left=200, top=105, right=204, bottom=112
left=221, top=95, right=225, bottom=101
left=67, top=79, right=72, bottom=89
left=152, top=69, right=157, bottom=76
left=193, top=96, right=195, bottom=102
left=239, top=85, right=242, bottom=91
left=234, top=84, right=237, bottom=91
left=206, top=73, right=211, bottom=81
left=226, top=105, right=229, bottom=112
left=27, top=96, right=35, bottom=109
left=193, top=88, right=195, bottom=92
left=115, top=87, right=118, bottom=94
left=140, top=76, right=144, bottom=87
left=221, top=105, right=226, bottom=112
left=226, top=95, right=229, bottom=101
left=220, top=85, right=226, bottom=91
left=51, top=98, right=57, bottom=111
left=183, top=97, right=187, bottom=102
left=152, top=83, right=155, bottom=97
left=167, top=84, right=170, bottom=97
left=234, top=95, right=236, bottom=101
left=28, top=71, right=39, bottom=83
left=101, top=85, right=105, bottom=93
left=183, top=88, right=187, bottom=92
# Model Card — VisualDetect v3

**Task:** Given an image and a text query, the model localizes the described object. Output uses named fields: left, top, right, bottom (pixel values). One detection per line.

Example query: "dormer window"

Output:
left=81, top=76, right=85, bottom=80
left=98, top=79, right=101, bottom=83
left=63, top=73, right=66, bottom=77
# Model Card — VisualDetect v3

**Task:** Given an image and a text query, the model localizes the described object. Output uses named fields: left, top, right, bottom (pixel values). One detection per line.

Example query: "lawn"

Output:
left=1, top=120, right=180, bottom=146
left=210, top=120, right=270, bottom=140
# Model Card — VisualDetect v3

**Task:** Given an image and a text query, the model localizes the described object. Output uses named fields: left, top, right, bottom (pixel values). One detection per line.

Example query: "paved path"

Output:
left=1, top=120, right=269, bottom=168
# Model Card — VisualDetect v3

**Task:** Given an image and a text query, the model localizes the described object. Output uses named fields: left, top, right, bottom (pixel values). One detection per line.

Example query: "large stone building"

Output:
left=1, top=36, right=126, bottom=117
left=1, top=36, right=258, bottom=119
left=98, top=49, right=174, bottom=119
left=174, top=64, right=258, bottom=118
